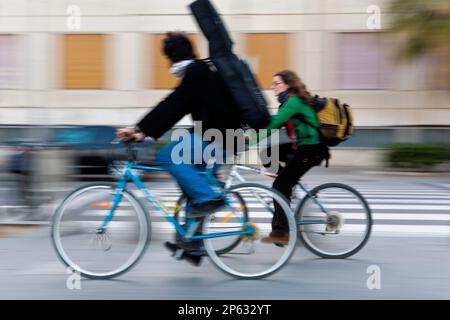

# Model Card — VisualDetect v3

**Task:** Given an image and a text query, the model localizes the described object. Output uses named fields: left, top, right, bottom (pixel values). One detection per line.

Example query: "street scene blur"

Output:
left=0, top=0, right=450, bottom=300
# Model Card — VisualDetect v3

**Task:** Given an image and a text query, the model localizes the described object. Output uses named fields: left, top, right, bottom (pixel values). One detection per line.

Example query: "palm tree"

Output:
left=388, top=0, right=450, bottom=88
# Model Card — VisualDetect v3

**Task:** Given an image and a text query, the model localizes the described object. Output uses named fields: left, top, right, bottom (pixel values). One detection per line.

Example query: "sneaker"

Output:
left=188, top=197, right=226, bottom=217
left=164, top=241, right=179, bottom=254
left=175, top=232, right=204, bottom=251
left=183, top=251, right=203, bottom=266
left=163, top=241, right=204, bottom=267
left=261, top=234, right=289, bottom=245
left=165, top=240, right=204, bottom=253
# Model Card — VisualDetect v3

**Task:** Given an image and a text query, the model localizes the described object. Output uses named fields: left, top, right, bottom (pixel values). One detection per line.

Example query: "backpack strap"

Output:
left=298, top=115, right=319, bottom=130
left=291, top=99, right=321, bottom=132
left=200, top=58, right=218, bottom=72
left=294, top=114, right=330, bottom=168
left=293, top=113, right=322, bottom=140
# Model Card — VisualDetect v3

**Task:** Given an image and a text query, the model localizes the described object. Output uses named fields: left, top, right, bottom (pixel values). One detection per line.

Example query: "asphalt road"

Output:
left=0, top=227, right=449, bottom=299
left=0, top=167, right=449, bottom=299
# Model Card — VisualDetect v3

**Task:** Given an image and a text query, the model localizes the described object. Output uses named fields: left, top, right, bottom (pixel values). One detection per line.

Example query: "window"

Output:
left=148, top=34, right=201, bottom=89
left=244, top=33, right=290, bottom=89
left=62, top=34, right=106, bottom=89
left=335, top=33, right=392, bottom=90
left=338, top=128, right=395, bottom=148
left=0, top=35, right=21, bottom=89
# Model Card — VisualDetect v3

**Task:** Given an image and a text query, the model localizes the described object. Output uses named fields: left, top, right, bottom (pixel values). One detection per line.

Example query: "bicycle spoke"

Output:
left=52, top=184, right=150, bottom=279
left=204, top=183, right=297, bottom=279
left=175, top=191, right=248, bottom=255
left=296, top=183, right=372, bottom=258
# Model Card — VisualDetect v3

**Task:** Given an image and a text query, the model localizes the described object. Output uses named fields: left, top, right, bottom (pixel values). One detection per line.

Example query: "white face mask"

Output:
left=169, top=59, right=194, bottom=78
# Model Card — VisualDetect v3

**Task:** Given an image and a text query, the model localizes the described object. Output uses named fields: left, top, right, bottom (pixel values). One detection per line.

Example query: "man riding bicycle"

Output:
left=117, top=32, right=243, bottom=266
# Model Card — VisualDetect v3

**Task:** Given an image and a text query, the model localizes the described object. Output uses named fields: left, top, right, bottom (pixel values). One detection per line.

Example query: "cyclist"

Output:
left=249, top=70, right=330, bottom=245
left=117, top=32, right=243, bottom=265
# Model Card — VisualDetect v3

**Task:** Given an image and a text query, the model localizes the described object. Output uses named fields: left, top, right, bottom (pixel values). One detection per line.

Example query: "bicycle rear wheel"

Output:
left=51, top=184, right=151, bottom=279
left=203, top=183, right=297, bottom=279
left=296, top=183, right=372, bottom=258
left=174, top=191, right=248, bottom=255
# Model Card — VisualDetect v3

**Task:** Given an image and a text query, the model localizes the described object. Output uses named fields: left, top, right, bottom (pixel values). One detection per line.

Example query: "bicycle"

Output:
left=51, top=141, right=298, bottom=280
left=174, top=163, right=372, bottom=259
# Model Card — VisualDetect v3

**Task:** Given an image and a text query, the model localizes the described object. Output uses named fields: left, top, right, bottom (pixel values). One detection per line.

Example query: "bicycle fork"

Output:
left=96, top=180, right=127, bottom=234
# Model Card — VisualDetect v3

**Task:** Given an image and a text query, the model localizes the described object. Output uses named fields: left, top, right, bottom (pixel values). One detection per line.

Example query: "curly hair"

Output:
left=274, top=70, right=313, bottom=105
left=162, top=32, right=197, bottom=63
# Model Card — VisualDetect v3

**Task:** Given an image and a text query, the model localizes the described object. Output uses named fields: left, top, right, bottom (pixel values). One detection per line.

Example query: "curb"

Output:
left=356, top=170, right=450, bottom=177
left=0, top=221, right=49, bottom=226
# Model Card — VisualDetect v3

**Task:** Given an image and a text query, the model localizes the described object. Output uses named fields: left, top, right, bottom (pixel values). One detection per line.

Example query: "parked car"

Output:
left=0, top=125, right=175, bottom=177
left=53, top=125, right=174, bottom=175
left=0, top=125, right=56, bottom=175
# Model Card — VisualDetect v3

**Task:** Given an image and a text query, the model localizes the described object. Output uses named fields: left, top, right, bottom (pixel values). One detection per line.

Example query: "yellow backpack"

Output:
left=305, top=96, right=354, bottom=147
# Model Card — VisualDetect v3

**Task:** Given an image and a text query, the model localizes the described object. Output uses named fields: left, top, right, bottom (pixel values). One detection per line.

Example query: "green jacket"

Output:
left=251, top=94, right=321, bottom=147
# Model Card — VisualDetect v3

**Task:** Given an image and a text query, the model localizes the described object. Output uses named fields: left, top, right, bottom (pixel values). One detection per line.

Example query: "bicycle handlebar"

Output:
left=111, top=138, right=138, bottom=162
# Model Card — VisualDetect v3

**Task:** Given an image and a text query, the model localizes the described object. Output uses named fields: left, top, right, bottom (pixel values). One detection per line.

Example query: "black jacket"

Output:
left=137, top=60, right=242, bottom=140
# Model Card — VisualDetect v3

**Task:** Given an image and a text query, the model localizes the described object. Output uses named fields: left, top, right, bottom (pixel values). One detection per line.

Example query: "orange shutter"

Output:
left=245, top=33, right=290, bottom=89
left=63, top=34, right=106, bottom=89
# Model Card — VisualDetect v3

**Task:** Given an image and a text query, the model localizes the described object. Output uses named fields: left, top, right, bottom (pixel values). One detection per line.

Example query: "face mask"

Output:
left=169, top=59, right=194, bottom=78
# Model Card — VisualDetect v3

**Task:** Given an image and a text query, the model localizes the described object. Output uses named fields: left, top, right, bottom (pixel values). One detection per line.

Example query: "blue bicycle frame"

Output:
left=226, top=165, right=330, bottom=227
left=96, top=161, right=253, bottom=241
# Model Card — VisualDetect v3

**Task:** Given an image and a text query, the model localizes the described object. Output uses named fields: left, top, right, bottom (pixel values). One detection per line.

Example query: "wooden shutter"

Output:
left=63, top=34, right=106, bottom=89
left=245, top=33, right=290, bottom=89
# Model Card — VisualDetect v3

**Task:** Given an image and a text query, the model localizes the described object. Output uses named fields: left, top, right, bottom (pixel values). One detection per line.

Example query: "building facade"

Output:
left=0, top=0, right=449, bottom=129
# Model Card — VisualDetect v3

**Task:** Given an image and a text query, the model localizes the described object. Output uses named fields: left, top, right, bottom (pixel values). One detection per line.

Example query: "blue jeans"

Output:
left=157, top=133, right=224, bottom=204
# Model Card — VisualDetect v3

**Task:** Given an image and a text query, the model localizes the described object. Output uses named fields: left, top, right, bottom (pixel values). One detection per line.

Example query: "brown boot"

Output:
left=261, top=234, right=289, bottom=245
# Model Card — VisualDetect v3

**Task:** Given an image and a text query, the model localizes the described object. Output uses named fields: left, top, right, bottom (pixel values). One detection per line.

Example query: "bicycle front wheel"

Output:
left=51, top=184, right=151, bottom=279
left=203, top=183, right=297, bottom=279
left=296, top=183, right=372, bottom=258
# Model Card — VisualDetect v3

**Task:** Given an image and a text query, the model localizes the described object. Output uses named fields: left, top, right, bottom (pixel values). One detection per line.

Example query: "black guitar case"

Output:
left=189, top=0, right=270, bottom=129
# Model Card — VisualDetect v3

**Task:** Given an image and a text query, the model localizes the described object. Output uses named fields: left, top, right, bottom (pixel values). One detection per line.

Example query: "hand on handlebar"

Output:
left=116, top=127, right=147, bottom=143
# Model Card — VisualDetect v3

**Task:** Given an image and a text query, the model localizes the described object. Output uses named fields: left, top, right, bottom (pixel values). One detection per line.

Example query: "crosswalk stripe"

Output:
left=82, top=209, right=449, bottom=222
left=137, top=222, right=450, bottom=236
left=5, top=179, right=450, bottom=236
left=133, top=190, right=450, bottom=197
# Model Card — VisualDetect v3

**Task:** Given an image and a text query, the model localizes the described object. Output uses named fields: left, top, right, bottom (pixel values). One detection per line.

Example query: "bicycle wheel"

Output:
left=203, top=183, right=297, bottom=279
left=51, top=183, right=151, bottom=279
left=296, top=183, right=372, bottom=258
left=174, top=191, right=249, bottom=255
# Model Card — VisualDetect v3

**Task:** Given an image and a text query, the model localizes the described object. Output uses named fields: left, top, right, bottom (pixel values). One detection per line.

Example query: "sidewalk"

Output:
left=300, top=165, right=450, bottom=180
left=3, top=164, right=450, bottom=183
